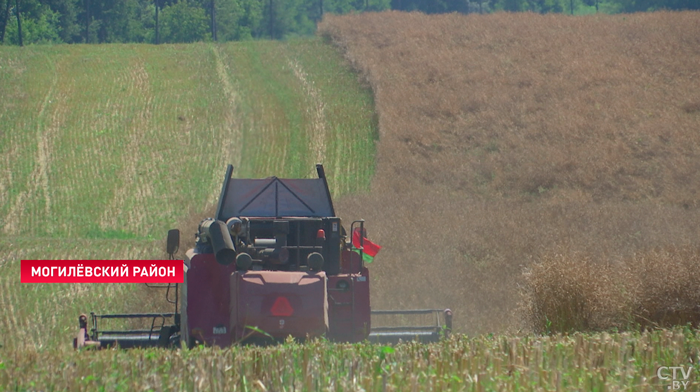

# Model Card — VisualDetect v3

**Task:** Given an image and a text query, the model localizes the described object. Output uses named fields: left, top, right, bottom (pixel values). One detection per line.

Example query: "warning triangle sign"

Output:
left=270, top=296, right=294, bottom=317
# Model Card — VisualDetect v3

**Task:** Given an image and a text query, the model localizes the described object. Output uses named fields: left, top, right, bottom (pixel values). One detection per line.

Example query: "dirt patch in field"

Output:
left=320, top=11, right=700, bottom=333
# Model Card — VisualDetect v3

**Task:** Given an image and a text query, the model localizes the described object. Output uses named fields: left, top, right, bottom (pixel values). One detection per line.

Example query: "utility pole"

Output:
left=211, top=0, right=217, bottom=41
left=570, top=0, right=574, bottom=14
left=319, top=0, right=323, bottom=19
left=155, top=0, right=159, bottom=44
left=85, top=0, right=90, bottom=43
left=268, top=0, right=273, bottom=39
left=15, top=0, right=21, bottom=46
left=1, top=0, right=11, bottom=43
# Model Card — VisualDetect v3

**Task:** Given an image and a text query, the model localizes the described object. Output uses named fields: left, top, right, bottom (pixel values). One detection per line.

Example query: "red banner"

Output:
left=20, top=260, right=184, bottom=283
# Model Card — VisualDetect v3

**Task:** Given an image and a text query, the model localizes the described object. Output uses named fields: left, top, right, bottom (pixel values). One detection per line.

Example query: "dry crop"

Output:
left=319, top=11, right=700, bottom=333
left=524, top=246, right=700, bottom=333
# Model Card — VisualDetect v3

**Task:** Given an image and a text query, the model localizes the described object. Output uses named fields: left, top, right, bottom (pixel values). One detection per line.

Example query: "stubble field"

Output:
left=0, top=39, right=377, bottom=354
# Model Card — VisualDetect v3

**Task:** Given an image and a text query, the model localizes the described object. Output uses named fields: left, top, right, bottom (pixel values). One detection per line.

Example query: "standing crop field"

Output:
left=321, top=11, right=700, bottom=334
left=1, top=330, right=699, bottom=390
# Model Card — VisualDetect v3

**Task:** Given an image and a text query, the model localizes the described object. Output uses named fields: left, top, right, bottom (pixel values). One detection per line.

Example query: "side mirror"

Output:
left=166, top=229, right=180, bottom=257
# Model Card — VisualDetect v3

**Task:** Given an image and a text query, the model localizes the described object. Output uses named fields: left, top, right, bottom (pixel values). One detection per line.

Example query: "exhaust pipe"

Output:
left=200, top=219, right=236, bottom=265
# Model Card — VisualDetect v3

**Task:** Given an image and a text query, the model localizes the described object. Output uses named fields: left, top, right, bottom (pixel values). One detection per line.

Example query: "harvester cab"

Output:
left=75, top=165, right=451, bottom=349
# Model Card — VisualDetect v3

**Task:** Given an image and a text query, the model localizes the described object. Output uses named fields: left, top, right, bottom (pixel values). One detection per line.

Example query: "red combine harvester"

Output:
left=75, top=165, right=452, bottom=348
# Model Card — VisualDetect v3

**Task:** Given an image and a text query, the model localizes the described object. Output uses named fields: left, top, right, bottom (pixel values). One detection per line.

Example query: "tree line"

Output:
left=0, top=0, right=697, bottom=45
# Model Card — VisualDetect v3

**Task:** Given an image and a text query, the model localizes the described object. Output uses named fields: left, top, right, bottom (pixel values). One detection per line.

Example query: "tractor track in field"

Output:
left=3, top=60, right=60, bottom=235
left=0, top=141, right=13, bottom=211
left=0, top=161, right=8, bottom=209
left=100, top=59, right=152, bottom=232
left=211, top=45, right=242, bottom=203
left=0, top=258, right=10, bottom=344
left=0, top=277, right=17, bottom=349
left=287, top=58, right=327, bottom=167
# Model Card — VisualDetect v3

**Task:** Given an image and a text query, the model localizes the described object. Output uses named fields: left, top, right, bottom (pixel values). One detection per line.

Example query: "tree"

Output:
left=214, top=0, right=263, bottom=41
left=84, top=0, right=88, bottom=42
left=1, top=0, right=11, bottom=43
left=496, top=0, right=525, bottom=11
left=160, top=0, right=209, bottom=43
left=530, top=0, right=564, bottom=12
left=615, top=0, right=699, bottom=11
left=266, top=0, right=315, bottom=39
left=15, top=0, right=21, bottom=45
left=240, top=0, right=264, bottom=39
left=101, top=0, right=150, bottom=42
left=44, top=0, right=81, bottom=43
left=210, top=0, right=216, bottom=40
left=2, top=0, right=63, bottom=44
left=390, top=0, right=469, bottom=13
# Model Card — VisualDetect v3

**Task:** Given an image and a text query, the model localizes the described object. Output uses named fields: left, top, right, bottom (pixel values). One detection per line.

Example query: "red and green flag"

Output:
left=352, top=228, right=381, bottom=263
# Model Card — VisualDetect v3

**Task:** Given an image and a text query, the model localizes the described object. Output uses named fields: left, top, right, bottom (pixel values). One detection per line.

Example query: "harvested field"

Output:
left=320, top=11, right=700, bottom=333
left=0, top=39, right=378, bottom=351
